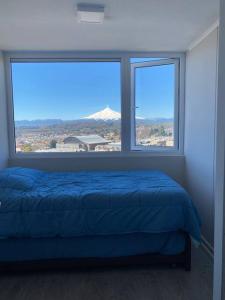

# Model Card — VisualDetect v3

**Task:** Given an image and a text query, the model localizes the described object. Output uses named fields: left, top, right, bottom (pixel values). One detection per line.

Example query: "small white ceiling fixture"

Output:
left=77, top=3, right=105, bottom=24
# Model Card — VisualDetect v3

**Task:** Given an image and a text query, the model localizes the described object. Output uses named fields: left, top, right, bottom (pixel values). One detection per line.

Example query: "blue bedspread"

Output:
left=0, top=168, right=201, bottom=242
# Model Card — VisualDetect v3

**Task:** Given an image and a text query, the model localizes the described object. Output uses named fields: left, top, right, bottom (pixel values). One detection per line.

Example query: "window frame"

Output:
left=131, top=58, right=180, bottom=152
left=4, top=51, right=185, bottom=159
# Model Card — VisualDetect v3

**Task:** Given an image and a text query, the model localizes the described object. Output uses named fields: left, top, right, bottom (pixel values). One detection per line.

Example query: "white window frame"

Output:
left=131, top=58, right=180, bottom=152
left=4, top=51, right=185, bottom=159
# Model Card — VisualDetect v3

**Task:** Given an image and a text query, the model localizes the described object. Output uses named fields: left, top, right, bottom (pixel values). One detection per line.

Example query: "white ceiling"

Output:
left=0, top=0, right=219, bottom=51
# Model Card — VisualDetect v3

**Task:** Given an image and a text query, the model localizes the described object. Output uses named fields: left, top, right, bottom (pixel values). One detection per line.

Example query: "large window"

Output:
left=8, top=54, right=183, bottom=156
left=12, top=61, right=121, bottom=153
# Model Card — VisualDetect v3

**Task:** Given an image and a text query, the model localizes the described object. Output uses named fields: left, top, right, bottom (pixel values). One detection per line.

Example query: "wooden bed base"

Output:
left=0, top=233, right=191, bottom=273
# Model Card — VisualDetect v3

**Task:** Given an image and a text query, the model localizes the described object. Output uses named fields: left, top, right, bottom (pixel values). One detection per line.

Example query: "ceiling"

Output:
left=0, top=0, right=219, bottom=51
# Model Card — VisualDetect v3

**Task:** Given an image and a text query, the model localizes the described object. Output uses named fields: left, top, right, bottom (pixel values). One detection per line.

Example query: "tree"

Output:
left=158, top=125, right=166, bottom=137
left=21, top=144, right=32, bottom=152
left=49, top=139, right=57, bottom=148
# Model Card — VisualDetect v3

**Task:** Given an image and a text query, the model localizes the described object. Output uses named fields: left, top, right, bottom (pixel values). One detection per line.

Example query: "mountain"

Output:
left=15, top=119, right=64, bottom=127
left=137, top=118, right=173, bottom=124
left=15, top=109, right=172, bottom=128
left=84, top=107, right=121, bottom=121
left=84, top=107, right=144, bottom=121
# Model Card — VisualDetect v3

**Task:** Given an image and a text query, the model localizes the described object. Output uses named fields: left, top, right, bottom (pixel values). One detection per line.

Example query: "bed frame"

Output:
left=0, top=232, right=191, bottom=272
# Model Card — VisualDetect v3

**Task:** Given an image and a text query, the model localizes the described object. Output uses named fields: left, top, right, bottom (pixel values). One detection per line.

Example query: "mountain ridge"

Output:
left=15, top=118, right=173, bottom=128
left=15, top=107, right=173, bottom=127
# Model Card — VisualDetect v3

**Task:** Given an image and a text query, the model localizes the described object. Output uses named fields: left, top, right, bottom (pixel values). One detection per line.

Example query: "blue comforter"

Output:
left=0, top=168, right=201, bottom=242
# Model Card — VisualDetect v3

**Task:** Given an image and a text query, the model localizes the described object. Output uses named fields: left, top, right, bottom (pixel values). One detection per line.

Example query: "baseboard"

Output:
left=200, top=235, right=214, bottom=260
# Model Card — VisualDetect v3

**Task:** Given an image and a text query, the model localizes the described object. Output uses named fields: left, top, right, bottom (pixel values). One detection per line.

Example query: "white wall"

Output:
left=185, top=28, right=218, bottom=246
left=0, top=51, right=8, bottom=169
left=9, top=155, right=185, bottom=185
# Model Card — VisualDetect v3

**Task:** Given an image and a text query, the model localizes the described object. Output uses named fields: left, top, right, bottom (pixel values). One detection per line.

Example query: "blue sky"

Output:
left=135, top=63, right=175, bottom=119
left=12, top=61, right=174, bottom=121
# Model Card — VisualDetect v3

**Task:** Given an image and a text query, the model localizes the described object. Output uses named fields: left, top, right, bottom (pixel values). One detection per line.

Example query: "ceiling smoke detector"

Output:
left=77, top=3, right=105, bottom=24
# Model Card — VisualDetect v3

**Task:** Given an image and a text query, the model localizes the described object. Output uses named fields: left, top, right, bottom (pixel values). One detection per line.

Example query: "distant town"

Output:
left=15, top=107, right=174, bottom=153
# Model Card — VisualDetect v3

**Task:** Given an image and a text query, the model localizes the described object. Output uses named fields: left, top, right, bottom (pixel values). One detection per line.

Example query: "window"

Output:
left=11, top=61, right=121, bottom=153
left=131, top=58, right=179, bottom=150
left=8, top=54, right=183, bottom=156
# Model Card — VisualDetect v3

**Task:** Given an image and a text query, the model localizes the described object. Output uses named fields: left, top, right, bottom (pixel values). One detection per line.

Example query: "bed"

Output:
left=0, top=167, right=201, bottom=271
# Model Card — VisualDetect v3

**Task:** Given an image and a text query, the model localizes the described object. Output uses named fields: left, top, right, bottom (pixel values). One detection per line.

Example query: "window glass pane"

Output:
left=12, top=61, right=121, bottom=153
left=134, top=63, right=175, bottom=148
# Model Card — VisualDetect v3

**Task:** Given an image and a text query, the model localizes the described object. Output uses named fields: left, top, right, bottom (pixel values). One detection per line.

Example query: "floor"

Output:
left=0, top=248, right=212, bottom=300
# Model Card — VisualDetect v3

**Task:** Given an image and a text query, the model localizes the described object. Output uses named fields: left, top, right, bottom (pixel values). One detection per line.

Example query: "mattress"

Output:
left=0, top=168, right=201, bottom=242
left=0, top=232, right=186, bottom=261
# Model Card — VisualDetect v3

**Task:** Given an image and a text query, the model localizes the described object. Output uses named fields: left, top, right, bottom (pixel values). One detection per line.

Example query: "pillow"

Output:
left=0, top=167, right=42, bottom=191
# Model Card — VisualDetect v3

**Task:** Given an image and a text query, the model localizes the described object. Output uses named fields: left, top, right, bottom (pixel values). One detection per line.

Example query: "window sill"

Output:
left=10, top=151, right=184, bottom=160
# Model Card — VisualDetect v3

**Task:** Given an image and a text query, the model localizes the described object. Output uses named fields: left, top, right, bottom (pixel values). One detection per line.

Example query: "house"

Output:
left=57, top=135, right=109, bottom=151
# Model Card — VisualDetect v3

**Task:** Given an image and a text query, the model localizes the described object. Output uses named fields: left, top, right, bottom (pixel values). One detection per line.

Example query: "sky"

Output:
left=12, top=60, right=174, bottom=121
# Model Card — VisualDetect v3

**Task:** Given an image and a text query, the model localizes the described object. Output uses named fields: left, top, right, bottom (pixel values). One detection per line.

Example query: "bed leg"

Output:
left=184, top=233, right=191, bottom=271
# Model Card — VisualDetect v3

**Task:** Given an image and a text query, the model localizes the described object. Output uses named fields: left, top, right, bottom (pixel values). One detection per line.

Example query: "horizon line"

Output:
left=15, top=117, right=174, bottom=122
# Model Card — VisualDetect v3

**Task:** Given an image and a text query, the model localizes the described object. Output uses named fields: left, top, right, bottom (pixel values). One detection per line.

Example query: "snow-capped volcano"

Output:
left=84, top=107, right=121, bottom=121
left=84, top=106, right=144, bottom=121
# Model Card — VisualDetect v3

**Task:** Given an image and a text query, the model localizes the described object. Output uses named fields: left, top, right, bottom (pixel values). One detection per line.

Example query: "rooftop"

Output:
left=64, top=135, right=108, bottom=145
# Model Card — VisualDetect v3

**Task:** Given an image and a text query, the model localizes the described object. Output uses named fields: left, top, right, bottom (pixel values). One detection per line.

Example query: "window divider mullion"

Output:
left=121, top=56, right=132, bottom=153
